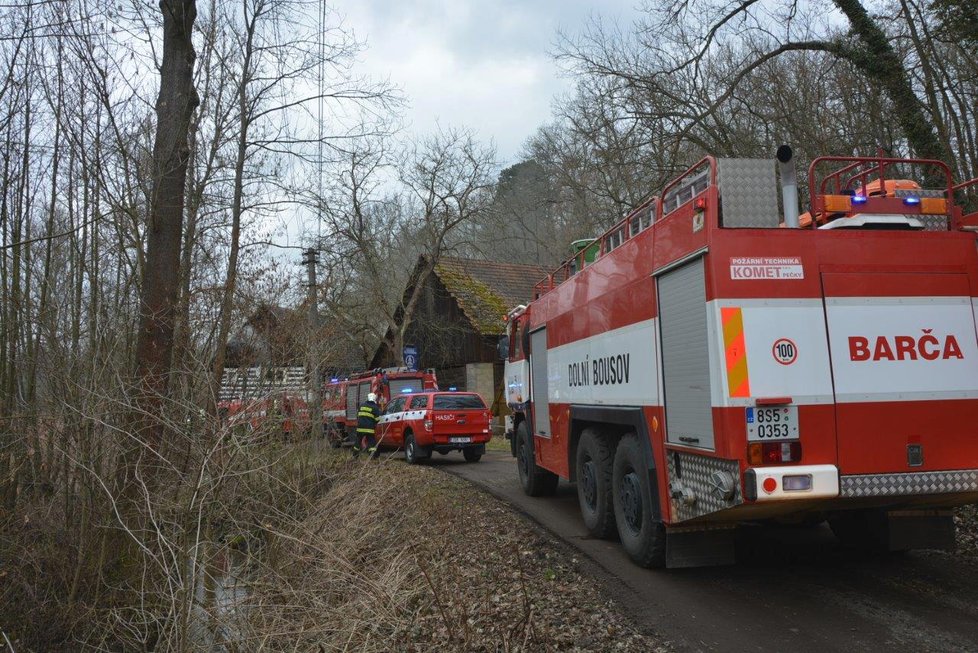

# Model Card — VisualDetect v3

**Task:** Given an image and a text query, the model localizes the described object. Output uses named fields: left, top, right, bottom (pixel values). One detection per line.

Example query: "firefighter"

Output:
left=355, top=392, right=381, bottom=458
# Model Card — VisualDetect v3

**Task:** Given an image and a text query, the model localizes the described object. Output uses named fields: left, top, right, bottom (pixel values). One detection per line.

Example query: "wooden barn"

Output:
left=370, top=256, right=547, bottom=410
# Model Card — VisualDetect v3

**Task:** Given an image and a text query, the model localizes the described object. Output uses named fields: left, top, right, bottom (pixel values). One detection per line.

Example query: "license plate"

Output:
left=745, top=406, right=798, bottom=441
left=449, top=436, right=472, bottom=444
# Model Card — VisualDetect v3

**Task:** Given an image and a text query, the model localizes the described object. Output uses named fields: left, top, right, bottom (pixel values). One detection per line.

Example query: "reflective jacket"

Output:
left=356, top=400, right=380, bottom=434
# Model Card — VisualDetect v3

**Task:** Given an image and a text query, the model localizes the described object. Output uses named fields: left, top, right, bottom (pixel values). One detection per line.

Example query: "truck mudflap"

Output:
left=839, top=469, right=978, bottom=498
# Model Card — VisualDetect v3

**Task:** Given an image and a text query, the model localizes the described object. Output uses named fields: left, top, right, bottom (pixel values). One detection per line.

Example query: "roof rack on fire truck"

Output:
left=805, top=155, right=965, bottom=230
left=533, top=156, right=720, bottom=299
left=532, top=152, right=978, bottom=299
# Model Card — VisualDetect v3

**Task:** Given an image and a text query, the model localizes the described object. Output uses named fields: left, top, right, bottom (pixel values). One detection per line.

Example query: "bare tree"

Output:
left=557, top=0, right=954, bottom=173
left=324, top=127, right=497, bottom=366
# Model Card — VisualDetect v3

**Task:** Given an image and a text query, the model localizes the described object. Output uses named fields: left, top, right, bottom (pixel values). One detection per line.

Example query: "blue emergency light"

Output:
left=903, top=196, right=921, bottom=205
left=448, top=386, right=458, bottom=391
left=852, top=195, right=868, bottom=204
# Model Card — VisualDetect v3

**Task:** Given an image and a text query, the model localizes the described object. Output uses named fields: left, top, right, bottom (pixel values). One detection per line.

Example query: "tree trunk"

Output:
left=127, top=0, right=199, bottom=477
left=208, top=5, right=255, bottom=417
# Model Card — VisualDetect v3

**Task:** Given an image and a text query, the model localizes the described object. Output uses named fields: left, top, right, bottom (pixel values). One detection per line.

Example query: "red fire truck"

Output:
left=322, top=379, right=347, bottom=446
left=224, top=393, right=311, bottom=438
left=502, top=150, right=978, bottom=568
left=333, top=367, right=440, bottom=444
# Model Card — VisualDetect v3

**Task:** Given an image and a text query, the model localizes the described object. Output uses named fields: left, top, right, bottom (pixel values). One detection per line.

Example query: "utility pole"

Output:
left=302, top=248, right=323, bottom=439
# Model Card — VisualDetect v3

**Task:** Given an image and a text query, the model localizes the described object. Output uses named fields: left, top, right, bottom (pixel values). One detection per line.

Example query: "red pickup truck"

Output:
left=376, top=391, right=492, bottom=463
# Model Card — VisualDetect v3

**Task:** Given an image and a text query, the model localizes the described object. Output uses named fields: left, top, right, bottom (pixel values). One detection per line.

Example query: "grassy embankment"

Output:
left=242, top=443, right=667, bottom=652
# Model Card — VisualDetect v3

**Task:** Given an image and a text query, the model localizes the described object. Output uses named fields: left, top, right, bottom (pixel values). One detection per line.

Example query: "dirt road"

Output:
left=432, top=450, right=978, bottom=652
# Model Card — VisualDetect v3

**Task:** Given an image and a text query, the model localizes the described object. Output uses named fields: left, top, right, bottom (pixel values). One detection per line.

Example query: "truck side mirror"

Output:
left=497, top=335, right=510, bottom=360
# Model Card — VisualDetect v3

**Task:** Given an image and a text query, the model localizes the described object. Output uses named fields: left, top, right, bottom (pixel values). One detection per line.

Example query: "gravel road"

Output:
left=434, top=450, right=978, bottom=652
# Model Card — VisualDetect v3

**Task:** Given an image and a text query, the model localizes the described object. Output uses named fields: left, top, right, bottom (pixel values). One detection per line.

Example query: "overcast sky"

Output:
left=329, top=0, right=643, bottom=165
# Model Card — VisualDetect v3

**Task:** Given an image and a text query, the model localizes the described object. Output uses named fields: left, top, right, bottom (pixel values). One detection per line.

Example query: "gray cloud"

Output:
left=331, top=0, right=641, bottom=162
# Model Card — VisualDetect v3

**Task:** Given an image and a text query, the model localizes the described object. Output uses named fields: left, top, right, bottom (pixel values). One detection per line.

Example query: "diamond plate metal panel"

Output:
left=840, top=470, right=978, bottom=498
left=717, top=158, right=780, bottom=228
left=667, top=451, right=743, bottom=522
left=894, top=188, right=945, bottom=199
left=916, top=215, right=949, bottom=231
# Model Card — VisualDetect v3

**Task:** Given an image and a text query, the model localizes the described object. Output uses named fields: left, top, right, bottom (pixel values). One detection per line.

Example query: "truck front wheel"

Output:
left=612, top=434, right=665, bottom=568
left=576, top=428, right=617, bottom=539
left=516, top=421, right=558, bottom=496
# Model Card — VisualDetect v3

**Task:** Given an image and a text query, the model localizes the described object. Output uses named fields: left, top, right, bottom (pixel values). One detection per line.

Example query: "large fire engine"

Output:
left=502, top=150, right=978, bottom=568
left=332, top=367, right=440, bottom=444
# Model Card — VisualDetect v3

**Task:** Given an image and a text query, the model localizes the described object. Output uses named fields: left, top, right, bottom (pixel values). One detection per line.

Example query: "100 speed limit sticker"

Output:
left=772, top=338, right=797, bottom=365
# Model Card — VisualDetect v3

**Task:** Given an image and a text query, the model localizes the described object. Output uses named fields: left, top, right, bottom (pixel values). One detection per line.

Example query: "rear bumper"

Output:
left=839, top=469, right=978, bottom=498
left=745, top=464, right=840, bottom=502
left=743, top=465, right=978, bottom=505
left=428, top=433, right=491, bottom=446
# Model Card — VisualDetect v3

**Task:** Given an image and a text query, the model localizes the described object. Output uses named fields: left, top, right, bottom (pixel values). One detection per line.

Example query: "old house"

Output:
left=370, top=256, right=548, bottom=410
left=221, top=303, right=364, bottom=401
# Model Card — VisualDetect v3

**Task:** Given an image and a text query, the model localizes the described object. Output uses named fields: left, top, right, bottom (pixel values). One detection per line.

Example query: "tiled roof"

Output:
left=434, top=256, right=548, bottom=335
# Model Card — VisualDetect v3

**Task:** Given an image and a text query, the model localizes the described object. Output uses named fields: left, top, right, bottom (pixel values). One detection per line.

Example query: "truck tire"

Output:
left=612, top=434, right=665, bottom=568
left=329, top=425, right=342, bottom=449
left=463, top=448, right=483, bottom=463
left=405, top=432, right=425, bottom=465
left=516, top=421, right=558, bottom=496
left=576, top=428, right=617, bottom=539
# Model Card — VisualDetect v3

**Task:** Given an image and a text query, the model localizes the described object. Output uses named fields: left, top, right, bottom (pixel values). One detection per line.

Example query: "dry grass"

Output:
left=243, top=452, right=667, bottom=652
left=485, top=435, right=512, bottom=453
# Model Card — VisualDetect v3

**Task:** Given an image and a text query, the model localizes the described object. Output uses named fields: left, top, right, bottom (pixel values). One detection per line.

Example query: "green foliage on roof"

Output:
left=434, top=261, right=510, bottom=336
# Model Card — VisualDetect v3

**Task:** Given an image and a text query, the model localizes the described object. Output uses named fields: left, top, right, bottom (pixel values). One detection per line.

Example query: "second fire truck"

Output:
left=502, top=149, right=978, bottom=568
left=329, top=367, right=440, bottom=445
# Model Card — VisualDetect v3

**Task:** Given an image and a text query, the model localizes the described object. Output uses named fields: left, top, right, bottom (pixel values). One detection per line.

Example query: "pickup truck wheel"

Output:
left=576, top=428, right=617, bottom=539
left=404, top=433, right=424, bottom=465
left=463, top=448, right=482, bottom=463
left=612, top=434, right=665, bottom=568
left=516, top=421, right=558, bottom=496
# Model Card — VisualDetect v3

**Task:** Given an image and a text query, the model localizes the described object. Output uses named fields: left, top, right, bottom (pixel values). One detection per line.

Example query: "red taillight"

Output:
left=694, top=197, right=707, bottom=211
left=424, top=412, right=432, bottom=431
left=748, top=441, right=801, bottom=465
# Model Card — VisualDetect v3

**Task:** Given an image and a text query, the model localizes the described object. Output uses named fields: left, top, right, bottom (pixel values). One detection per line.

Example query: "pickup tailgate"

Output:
left=822, top=271, right=978, bottom=475
left=431, top=394, right=491, bottom=441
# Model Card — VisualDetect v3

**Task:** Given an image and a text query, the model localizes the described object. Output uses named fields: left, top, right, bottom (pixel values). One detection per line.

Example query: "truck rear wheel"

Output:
left=516, top=421, right=558, bottom=496
left=612, top=434, right=665, bottom=568
left=328, top=424, right=342, bottom=448
left=576, top=428, right=617, bottom=539
left=463, top=448, right=482, bottom=463
left=405, top=433, right=425, bottom=465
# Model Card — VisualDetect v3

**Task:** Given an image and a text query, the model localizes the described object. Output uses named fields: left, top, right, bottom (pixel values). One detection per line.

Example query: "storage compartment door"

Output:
left=345, top=383, right=359, bottom=420
left=658, top=257, right=715, bottom=449
left=530, top=328, right=551, bottom=436
left=822, top=272, right=978, bottom=474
